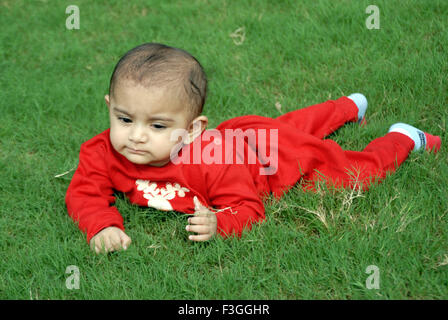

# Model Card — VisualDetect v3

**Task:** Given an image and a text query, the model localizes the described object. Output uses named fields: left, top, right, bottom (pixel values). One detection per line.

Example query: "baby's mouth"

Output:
left=126, top=147, right=147, bottom=155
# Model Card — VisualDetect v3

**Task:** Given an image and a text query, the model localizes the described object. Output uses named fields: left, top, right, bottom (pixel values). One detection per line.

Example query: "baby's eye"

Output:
left=118, top=117, right=132, bottom=124
left=152, top=123, right=166, bottom=130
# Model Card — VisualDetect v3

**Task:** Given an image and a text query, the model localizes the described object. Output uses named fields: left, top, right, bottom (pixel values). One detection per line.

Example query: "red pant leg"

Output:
left=303, top=132, right=414, bottom=191
left=275, top=96, right=358, bottom=139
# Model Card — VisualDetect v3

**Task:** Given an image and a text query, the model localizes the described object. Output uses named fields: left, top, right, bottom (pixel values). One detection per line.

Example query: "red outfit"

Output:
left=66, top=97, right=414, bottom=242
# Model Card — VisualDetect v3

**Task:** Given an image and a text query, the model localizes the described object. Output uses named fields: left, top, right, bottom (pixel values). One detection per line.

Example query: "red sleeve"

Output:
left=206, top=163, right=265, bottom=238
left=65, top=138, right=125, bottom=243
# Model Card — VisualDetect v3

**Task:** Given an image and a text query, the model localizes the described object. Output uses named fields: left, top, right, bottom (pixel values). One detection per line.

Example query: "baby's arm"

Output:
left=66, top=140, right=130, bottom=253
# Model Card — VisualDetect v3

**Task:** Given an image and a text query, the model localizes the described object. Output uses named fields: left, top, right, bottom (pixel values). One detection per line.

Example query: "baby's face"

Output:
left=106, top=82, right=193, bottom=166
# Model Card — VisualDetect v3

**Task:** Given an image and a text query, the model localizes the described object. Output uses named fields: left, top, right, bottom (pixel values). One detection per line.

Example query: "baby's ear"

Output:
left=104, top=94, right=111, bottom=109
left=185, top=116, right=208, bottom=144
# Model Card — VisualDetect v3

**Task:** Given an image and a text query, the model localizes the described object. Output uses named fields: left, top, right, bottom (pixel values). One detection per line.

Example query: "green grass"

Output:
left=1, top=0, right=447, bottom=299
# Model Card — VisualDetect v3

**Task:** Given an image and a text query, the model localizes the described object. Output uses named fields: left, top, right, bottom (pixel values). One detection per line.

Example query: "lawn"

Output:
left=0, top=0, right=447, bottom=299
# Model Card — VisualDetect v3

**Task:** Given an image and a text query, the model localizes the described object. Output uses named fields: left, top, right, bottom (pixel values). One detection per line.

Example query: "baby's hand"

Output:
left=186, top=197, right=217, bottom=242
left=89, top=226, right=132, bottom=254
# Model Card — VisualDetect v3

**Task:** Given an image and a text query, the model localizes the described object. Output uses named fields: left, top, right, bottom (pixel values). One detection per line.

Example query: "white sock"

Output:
left=388, top=123, right=426, bottom=151
left=348, top=93, right=368, bottom=123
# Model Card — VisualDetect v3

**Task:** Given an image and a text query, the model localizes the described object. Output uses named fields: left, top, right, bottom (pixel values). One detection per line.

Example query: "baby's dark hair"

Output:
left=109, top=43, right=207, bottom=118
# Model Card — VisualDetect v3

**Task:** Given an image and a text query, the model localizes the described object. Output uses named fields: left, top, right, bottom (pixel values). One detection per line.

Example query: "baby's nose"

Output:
left=129, top=126, right=148, bottom=143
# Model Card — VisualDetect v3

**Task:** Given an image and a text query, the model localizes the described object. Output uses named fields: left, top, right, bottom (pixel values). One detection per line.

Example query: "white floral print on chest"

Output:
left=135, top=179, right=191, bottom=211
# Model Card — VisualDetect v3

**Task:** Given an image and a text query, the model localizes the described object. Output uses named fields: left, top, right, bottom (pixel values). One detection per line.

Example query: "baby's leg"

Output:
left=304, top=124, right=440, bottom=191
left=275, top=95, right=365, bottom=139
left=302, top=132, right=414, bottom=190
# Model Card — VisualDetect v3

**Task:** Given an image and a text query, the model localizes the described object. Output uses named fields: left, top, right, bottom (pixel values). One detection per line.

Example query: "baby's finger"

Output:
left=188, top=216, right=210, bottom=225
left=94, top=239, right=106, bottom=254
left=109, top=233, right=123, bottom=251
left=188, top=233, right=212, bottom=242
left=186, top=224, right=210, bottom=234
left=103, top=236, right=114, bottom=253
left=193, top=210, right=214, bottom=218
left=120, top=233, right=132, bottom=250
left=193, top=196, right=209, bottom=212
left=193, top=196, right=201, bottom=211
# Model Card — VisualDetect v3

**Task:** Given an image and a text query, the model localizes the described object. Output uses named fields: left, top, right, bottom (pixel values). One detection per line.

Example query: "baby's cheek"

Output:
left=162, top=131, right=179, bottom=146
left=160, top=135, right=180, bottom=156
left=110, top=128, right=125, bottom=149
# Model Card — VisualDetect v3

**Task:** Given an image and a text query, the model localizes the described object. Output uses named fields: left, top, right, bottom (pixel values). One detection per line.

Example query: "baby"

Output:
left=66, top=43, right=441, bottom=254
